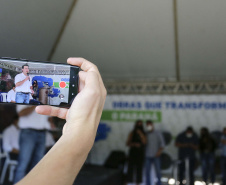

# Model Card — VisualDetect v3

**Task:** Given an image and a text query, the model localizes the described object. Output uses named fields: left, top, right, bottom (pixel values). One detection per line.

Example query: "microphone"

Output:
left=27, top=73, right=30, bottom=81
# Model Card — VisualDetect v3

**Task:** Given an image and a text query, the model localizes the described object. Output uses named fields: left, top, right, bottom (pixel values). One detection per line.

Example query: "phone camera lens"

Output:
left=72, top=84, right=75, bottom=87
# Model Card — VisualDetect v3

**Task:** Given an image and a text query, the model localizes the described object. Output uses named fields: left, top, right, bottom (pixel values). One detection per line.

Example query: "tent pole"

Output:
left=47, top=0, right=78, bottom=61
left=173, top=0, right=180, bottom=82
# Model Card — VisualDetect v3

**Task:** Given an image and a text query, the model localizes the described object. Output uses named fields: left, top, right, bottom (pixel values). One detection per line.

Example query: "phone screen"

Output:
left=0, top=58, right=79, bottom=107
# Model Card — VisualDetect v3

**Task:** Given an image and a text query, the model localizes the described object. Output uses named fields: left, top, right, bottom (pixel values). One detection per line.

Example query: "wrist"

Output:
left=57, top=134, right=90, bottom=161
left=61, top=123, right=97, bottom=154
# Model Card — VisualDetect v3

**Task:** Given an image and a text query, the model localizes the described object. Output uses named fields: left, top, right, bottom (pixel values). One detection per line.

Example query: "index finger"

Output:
left=67, top=57, right=107, bottom=104
left=67, top=58, right=99, bottom=73
left=67, top=57, right=106, bottom=93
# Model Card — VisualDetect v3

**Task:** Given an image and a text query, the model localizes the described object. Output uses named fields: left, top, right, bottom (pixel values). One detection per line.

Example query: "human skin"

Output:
left=16, top=58, right=107, bottom=185
left=15, top=66, right=30, bottom=87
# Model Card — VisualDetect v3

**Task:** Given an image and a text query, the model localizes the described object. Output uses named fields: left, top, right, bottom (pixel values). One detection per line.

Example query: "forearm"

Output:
left=126, top=133, right=132, bottom=147
left=16, top=80, right=25, bottom=87
left=140, top=134, right=146, bottom=145
left=17, top=127, right=94, bottom=185
left=156, top=147, right=163, bottom=155
left=24, top=57, right=107, bottom=185
left=19, top=106, right=36, bottom=117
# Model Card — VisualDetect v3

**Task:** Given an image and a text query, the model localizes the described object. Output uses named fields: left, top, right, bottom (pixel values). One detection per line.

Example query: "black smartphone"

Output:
left=0, top=57, right=79, bottom=107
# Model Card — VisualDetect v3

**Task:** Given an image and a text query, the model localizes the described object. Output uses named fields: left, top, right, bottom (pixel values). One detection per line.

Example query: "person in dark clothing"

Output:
left=199, top=127, right=217, bottom=184
left=32, top=80, right=38, bottom=100
left=175, top=126, right=199, bottom=185
left=126, top=120, right=146, bottom=185
left=220, top=127, right=226, bottom=185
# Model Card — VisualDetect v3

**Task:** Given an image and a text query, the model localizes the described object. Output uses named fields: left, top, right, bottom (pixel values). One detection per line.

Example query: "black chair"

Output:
left=160, top=152, right=172, bottom=170
left=104, top=150, right=126, bottom=169
left=162, top=131, right=172, bottom=146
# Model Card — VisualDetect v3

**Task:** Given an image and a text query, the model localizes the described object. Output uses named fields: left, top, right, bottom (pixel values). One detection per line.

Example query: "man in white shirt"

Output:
left=2, top=114, right=20, bottom=160
left=6, top=84, right=16, bottom=103
left=13, top=105, right=50, bottom=183
left=14, top=64, right=33, bottom=104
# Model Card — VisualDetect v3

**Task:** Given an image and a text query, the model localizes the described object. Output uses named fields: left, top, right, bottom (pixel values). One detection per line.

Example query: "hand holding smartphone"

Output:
left=18, top=58, right=107, bottom=185
left=0, top=57, right=79, bottom=107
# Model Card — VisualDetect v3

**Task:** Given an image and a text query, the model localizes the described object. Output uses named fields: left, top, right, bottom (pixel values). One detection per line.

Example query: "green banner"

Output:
left=101, top=110, right=161, bottom=122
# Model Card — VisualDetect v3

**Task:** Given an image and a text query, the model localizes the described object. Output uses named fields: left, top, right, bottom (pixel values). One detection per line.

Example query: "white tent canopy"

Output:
left=1, top=0, right=226, bottom=82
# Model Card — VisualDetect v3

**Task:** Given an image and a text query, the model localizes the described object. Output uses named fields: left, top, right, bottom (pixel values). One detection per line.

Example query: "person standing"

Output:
left=175, top=126, right=199, bottom=185
left=2, top=114, right=20, bottom=160
left=220, top=127, right=226, bottom=185
left=13, top=105, right=50, bottom=183
left=126, top=120, right=146, bottom=185
left=199, top=127, right=217, bottom=184
left=6, top=84, right=16, bottom=103
left=145, top=120, right=165, bottom=185
left=32, top=80, right=38, bottom=100
left=14, top=64, right=33, bottom=104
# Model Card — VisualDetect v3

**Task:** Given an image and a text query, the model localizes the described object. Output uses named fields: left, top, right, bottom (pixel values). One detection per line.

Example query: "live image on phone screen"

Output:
left=0, top=59, right=79, bottom=106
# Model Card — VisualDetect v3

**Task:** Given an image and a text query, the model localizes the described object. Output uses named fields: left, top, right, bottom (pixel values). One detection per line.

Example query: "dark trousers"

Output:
left=200, top=153, right=215, bottom=183
left=221, top=156, right=226, bottom=185
left=127, top=155, right=144, bottom=183
left=145, top=157, right=161, bottom=185
left=179, top=158, right=195, bottom=185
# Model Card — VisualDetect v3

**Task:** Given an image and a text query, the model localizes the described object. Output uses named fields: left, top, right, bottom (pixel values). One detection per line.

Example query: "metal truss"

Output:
left=104, top=80, right=226, bottom=94
left=0, top=61, right=19, bottom=72
left=29, top=69, right=70, bottom=75
left=0, top=61, right=70, bottom=75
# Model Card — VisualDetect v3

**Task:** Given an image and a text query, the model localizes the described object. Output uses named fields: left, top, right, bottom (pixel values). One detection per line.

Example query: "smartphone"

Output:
left=0, top=57, right=79, bottom=107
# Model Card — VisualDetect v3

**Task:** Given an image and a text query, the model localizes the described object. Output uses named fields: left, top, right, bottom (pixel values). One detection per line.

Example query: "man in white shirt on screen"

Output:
left=6, top=84, right=16, bottom=103
left=2, top=114, right=20, bottom=160
left=14, top=64, right=34, bottom=104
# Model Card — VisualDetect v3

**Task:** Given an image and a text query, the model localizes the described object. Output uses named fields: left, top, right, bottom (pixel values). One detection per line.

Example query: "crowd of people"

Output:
left=125, top=120, right=226, bottom=185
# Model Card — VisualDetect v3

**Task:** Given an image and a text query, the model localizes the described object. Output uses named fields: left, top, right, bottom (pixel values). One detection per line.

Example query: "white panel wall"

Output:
left=52, top=0, right=176, bottom=80
left=0, top=0, right=74, bottom=60
left=178, top=0, right=226, bottom=81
